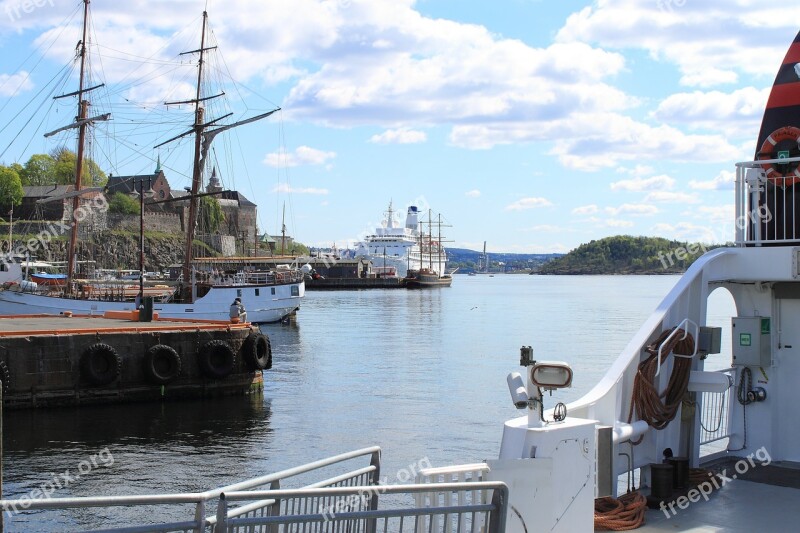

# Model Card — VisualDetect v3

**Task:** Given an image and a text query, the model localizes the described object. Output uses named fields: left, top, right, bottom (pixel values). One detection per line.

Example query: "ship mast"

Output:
left=181, top=10, right=210, bottom=288
left=157, top=11, right=278, bottom=299
left=45, top=0, right=109, bottom=291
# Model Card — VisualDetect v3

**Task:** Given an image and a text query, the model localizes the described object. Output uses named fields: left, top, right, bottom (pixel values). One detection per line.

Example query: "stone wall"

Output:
left=107, top=212, right=183, bottom=234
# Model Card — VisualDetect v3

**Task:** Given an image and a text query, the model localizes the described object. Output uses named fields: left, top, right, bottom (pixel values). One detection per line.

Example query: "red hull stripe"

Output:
left=785, top=44, right=800, bottom=65
left=766, top=82, right=800, bottom=109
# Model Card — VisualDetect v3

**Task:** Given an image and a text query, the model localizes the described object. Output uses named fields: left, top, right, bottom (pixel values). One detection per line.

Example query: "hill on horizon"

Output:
left=537, top=235, right=720, bottom=275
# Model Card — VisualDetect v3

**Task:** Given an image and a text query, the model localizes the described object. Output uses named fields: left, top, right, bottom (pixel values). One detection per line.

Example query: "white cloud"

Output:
left=506, top=197, right=553, bottom=211
left=606, top=219, right=634, bottom=228
left=0, top=72, right=33, bottom=96
left=643, top=191, right=700, bottom=204
left=465, top=189, right=481, bottom=198
left=370, top=128, right=427, bottom=144
left=610, top=174, right=676, bottom=192
left=689, top=170, right=736, bottom=191
left=272, top=183, right=329, bottom=195
left=695, top=205, right=734, bottom=225
left=616, top=165, right=656, bottom=177
left=550, top=113, right=740, bottom=171
left=654, top=87, right=769, bottom=132
left=572, top=204, right=598, bottom=215
left=605, top=203, right=659, bottom=216
left=264, top=146, right=336, bottom=167
left=651, top=222, right=721, bottom=243
left=520, top=224, right=571, bottom=233
left=556, top=0, right=800, bottom=89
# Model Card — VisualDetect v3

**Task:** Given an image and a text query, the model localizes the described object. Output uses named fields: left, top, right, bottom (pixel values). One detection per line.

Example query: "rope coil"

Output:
left=594, top=491, right=647, bottom=531
left=627, top=328, right=695, bottom=442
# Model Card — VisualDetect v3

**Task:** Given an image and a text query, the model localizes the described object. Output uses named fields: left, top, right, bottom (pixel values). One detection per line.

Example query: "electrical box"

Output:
left=732, top=317, right=771, bottom=367
left=698, top=326, right=722, bottom=355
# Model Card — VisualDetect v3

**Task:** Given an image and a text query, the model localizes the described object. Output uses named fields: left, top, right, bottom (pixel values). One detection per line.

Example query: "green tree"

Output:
left=50, top=147, right=107, bottom=187
left=107, top=192, right=139, bottom=215
left=199, top=195, right=225, bottom=234
left=0, top=165, right=24, bottom=207
left=20, top=153, right=55, bottom=186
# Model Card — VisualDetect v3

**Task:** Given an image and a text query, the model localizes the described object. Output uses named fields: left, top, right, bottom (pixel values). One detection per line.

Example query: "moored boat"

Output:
left=0, top=3, right=304, bottom=323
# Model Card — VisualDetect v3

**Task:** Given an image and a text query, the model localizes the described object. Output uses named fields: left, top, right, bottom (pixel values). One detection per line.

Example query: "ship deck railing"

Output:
left=0, top=446, right=509, bottom=532
left=735, top=157, right=800, bottom=246
left=0, top=446, right=379, bottom=532
left=699, top=368, right=735, bottom=458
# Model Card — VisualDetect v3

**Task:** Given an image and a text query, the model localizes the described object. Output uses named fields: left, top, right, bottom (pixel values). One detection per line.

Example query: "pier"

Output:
left=0, top=314, right=270, bottom=409
left=305, top=277, right=405, bottom=290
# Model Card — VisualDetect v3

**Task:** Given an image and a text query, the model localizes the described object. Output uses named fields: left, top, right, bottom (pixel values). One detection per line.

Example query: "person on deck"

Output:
left=230, top=298, right=247, bottom=322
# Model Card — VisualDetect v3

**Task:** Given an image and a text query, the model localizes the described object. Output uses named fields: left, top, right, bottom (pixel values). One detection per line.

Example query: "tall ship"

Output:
left=0, top=3, right=304, bottom=323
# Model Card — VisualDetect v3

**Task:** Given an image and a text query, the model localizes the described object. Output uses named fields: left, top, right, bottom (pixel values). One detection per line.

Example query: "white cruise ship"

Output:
left=355, top=202, right=419, bottom=276
left=355, top=202, right=448, bottom=276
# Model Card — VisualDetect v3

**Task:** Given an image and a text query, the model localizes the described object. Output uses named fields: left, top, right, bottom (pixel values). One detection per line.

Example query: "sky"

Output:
left=0, top=0, right=797, bottom=254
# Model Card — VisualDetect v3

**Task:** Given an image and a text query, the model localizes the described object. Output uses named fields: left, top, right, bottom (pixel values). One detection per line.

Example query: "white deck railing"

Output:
left=735, top=157, right=800, bottom=245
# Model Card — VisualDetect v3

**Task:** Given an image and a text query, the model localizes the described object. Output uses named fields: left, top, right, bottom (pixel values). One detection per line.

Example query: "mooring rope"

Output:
left=627, top=327, right=695, bottom=443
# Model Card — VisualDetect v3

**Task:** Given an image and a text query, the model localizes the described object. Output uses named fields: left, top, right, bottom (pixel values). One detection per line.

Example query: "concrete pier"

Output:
left=0, top=314, right=270, bottom=409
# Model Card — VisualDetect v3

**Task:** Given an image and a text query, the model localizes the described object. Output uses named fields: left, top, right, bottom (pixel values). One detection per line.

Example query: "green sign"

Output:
left=740, top=333, right=752, bottom=347
left=778, top=150, right=790, bottom=159
left=761, top=318, right=771, bottom=335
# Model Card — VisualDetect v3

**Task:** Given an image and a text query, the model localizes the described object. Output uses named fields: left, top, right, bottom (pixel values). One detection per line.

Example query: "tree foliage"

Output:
left=17, top=148, right=107, bottom=187
left=537, top=235, right=721, bottom=275
left=199, top=195, right=225, bottom=234
left=107, top=192, right=139, bottom=215
left=0, top=165, right=24, bottom=208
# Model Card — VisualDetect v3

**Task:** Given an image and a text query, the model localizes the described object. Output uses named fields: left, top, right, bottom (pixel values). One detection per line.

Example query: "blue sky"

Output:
left=0, top=0, right=797, bottom=254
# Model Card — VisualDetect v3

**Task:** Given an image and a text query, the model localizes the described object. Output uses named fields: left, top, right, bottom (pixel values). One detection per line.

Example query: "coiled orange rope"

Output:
left=627, top=328, right=695, bottom=441
left=594, top=491, right=648, bottom=530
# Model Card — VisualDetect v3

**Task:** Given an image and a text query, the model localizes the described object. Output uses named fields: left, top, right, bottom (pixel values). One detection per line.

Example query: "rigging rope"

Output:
left=627, top=327, right=695, bottom=444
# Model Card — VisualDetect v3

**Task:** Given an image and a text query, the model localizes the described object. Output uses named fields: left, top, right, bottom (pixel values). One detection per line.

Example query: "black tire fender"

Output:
left=242, top=333, right=272, bottom=371
left=143, top=344, right=182, bottom=385
left=80, top=343, right=122, bottom=386
left=197, top=340, right=236, bottom=379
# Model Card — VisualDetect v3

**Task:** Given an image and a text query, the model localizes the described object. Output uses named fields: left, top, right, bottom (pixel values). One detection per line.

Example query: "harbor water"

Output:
left=1, top=274, right=736, bottom=529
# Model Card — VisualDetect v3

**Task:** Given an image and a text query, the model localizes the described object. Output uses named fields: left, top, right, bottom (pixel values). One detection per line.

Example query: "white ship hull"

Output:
left=0, top=281, right=304, bottom=323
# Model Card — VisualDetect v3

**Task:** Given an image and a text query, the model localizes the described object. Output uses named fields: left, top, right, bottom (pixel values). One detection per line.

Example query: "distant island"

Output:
left=536, top=235, right=722, bottom=275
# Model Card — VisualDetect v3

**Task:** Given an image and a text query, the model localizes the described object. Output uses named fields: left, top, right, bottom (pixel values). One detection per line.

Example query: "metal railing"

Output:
left=0, top=446, right=381, bottom=533
left=735, top=158, right=800, bottom=245
left=699, top=369, right=735, bottom=447
left=414, top=464, right=490, bottom=533
left=216, top=482, right=509, bottom=533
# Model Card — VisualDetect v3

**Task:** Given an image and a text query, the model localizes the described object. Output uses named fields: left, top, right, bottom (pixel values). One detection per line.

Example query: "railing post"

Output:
left=366, top=449, right=381, bottom=533
left=193, top=499, right=206, bottom=533
left=268, top=480, right=280, bottom=533
left=214, top=493, right=227, bottom=533
left=488, top=485, right=508, bottom=533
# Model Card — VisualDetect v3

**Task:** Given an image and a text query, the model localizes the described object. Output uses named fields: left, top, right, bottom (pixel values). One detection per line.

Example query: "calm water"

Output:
left=1, top=275, right=736, bottom=529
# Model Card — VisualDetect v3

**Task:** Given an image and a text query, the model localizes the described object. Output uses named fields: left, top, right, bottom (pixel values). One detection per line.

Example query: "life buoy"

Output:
left=143, top=344, right=182, bottom=385
left=0, top=359, right=10, bottom=396
left=758, top=126, right=800, bottom=186
left=80, top=343, right=122, bottom=386
left=242, top=332, right=272, bottom=371
left=197, top=340, right=236, bottom=379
